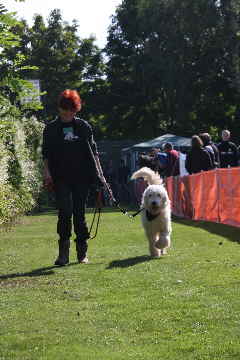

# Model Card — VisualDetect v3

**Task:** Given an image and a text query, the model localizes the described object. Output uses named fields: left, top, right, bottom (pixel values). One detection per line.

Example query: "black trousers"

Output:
left=55, top=181, right=89, bottom=242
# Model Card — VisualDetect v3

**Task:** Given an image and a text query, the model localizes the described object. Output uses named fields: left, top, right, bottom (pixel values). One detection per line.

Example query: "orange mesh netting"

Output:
left=165, top=168, right=240, bottom=227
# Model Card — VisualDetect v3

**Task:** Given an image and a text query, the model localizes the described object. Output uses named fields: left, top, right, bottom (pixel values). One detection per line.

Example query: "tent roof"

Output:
left=131, top=133, right=191, bottom=150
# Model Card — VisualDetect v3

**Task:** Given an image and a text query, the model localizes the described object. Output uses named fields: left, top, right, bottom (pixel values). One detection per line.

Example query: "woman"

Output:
left=185, top=135, right=213, bottom=174
left=42, top=89, right=106, bottom=265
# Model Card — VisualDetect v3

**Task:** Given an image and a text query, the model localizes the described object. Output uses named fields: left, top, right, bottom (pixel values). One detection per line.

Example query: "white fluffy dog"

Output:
left=131, top=167, right=172, bottom=258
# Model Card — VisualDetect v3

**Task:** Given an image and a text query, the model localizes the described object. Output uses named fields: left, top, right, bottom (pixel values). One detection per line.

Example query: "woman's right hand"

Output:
left=43, top=173, right=54, bottom=191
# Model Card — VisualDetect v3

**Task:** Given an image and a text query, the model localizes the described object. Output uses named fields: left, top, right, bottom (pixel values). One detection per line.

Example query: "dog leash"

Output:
left=88, top=185, right=145, bottom=239
left=104, top=182, right=144, bottom=219
left=89, top=191, right=102, bottom=239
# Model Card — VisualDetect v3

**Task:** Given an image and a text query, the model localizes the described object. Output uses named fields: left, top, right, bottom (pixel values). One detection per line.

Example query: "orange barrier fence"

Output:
left=165, top=168, right=240, bottom=227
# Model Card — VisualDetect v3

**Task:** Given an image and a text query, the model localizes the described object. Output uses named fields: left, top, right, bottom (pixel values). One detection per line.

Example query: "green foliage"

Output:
left=0, top=185, right=34, bottom=226
left=0, top=5, right=44, bottom=226
left=8, top=9, right=106, bottom=124
left=0, top=8, right=42, bottom=112
left=0, top=97, right=43, bottom=226
left=105, top=0, right=240, bottom=138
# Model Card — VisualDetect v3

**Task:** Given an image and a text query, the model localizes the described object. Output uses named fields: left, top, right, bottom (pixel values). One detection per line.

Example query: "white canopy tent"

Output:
left=121, top=133, right=191, bottom=173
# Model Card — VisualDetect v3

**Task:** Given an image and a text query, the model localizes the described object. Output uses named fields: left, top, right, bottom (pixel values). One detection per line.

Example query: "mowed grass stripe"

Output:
left=0, top=210, right=240, bottom=360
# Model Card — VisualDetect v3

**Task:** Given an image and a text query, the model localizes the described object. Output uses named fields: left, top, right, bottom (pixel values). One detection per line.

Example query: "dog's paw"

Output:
left=155, top=237, right=170, bottom=250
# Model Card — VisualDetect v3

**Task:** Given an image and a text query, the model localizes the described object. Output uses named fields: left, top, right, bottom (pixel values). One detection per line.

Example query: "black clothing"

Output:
left=185, top=148, right=213, bottom=174
left=42, top=117, right=100, bottom=185
left=204, top=145, right=215, bottom=169
left=217, top=140, right=238, bottom=168
left=55, top=182, right=89, bottom=241
left=42, top=116, right=101, bottom=263
left=210, top=143, right=220, bottom=168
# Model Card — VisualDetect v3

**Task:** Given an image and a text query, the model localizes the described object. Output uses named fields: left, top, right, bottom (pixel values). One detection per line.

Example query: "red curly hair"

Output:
left=58, top=89, right=82, bottom=112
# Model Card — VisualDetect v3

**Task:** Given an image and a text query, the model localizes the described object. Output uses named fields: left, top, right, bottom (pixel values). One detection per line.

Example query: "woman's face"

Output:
left=59, top=108, right=78, bottom=122
left=222, top=131, right=230, bottom=141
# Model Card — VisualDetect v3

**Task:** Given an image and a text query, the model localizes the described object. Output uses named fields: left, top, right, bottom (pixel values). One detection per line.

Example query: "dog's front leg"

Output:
left=155, top=219, right=171, bottom=252
left=155, top=231, right=171, bottom=252
left=144, top=229, right=161, bottom=258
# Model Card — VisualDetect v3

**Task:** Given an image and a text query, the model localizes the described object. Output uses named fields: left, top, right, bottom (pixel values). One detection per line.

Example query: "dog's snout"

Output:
left=151, top=201, right=157, bottom=206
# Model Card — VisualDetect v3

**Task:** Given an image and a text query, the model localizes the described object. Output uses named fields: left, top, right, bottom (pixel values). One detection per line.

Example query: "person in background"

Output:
left=154, top=150, right=169, bottom=176
left=138, top=149, right=158, bottom=171
left=217, top=130, right=238, bottom=168
left=42, top=89, right=106, bottom=266
left=163, top=142, right=180, bottom=177
left=199, top=132, right=219, bottom=168
left=185, top=135, right=213, bottom=174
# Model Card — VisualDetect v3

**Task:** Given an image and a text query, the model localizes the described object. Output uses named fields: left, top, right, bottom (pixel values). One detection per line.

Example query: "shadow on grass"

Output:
left=173, top=216, right=240, bottom=244
left=0, top=262, right=80, bottom=280
left=107, top=255, right=157, bottom=269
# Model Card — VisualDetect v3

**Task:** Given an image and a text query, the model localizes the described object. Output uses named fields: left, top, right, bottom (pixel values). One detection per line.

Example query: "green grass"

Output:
left=0, top=209, right=240, bottom=359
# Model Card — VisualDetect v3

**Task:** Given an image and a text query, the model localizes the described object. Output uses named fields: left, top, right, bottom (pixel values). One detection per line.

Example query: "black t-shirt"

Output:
left=59, top=121, right=83, bottom=182
left=43, top=117, right=99, bottom=184
left=217, top=140, right=238, bottom=168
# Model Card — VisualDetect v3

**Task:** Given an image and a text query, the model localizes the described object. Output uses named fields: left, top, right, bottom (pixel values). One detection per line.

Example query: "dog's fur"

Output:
left=131, top=167, right=172, bottom=257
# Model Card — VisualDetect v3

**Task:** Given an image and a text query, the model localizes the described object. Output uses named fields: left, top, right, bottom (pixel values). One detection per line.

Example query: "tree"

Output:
left=0, top=2, right=43, bottom=225
left=105, top=0, right=240, bottom=139
left=7, top=9, right=106, bottom=124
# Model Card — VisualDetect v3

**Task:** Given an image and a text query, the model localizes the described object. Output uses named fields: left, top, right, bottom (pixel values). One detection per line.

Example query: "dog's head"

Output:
left=142, top=184, right=170, bottom=215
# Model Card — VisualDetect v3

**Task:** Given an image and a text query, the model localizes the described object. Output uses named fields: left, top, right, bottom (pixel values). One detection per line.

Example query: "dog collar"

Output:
left=146, top=210, right=160, bottom=221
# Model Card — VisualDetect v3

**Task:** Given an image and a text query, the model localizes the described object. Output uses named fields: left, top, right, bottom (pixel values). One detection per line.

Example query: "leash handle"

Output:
left=89, top=191, right=103, bottom=239
left=89, top=207, right=101, bottom=239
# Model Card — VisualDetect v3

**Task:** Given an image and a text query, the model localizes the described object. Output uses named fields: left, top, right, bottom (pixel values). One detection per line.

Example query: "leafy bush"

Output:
left=0, top=97, right=44, bottom=227
left=0, top=5, right=44, bottom=228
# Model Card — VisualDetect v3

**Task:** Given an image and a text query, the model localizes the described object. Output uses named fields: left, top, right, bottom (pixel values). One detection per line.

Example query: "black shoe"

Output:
left=55, top=238, right=70, bottom=266
left=54, top=257, right=69, bottom=266
left=75, top=239, right=88, bottom=263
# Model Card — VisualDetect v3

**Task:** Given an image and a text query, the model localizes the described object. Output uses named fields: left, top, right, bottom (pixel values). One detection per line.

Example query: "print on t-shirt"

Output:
left=63, top=127, right=78, bottom=141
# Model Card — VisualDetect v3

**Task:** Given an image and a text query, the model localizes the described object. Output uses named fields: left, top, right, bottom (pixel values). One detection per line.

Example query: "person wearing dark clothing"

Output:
left=42, top=89, right=106, bottom=266
left=199, top=132, right=220, bottom=168
left=217, top=130, right=238, bottom=168
left=138, top=149, right=159, bottom=171
left=185, top=135, right=213, bottom=174
left=163, top=142, right=180, bottom=177
left=154, top=151, right=168, bottom=176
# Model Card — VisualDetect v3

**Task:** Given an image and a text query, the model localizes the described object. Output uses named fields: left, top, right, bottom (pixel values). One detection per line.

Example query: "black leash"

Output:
left=89, top=191, right=103, bottom=239
left=89, top=206, right=102, bottom=239
left=112, top=198, right=144, bottom=218
left=88, top=185, right=145, bottom=239
left=105, top=182, right=144, bottom=219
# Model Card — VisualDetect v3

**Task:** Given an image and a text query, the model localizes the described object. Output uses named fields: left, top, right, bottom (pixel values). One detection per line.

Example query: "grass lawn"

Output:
left=0, top=209, right=240, bottom=360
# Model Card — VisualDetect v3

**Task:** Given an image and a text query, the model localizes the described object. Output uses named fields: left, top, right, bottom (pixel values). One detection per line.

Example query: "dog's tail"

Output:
left=131, top=167, right=162, bottom=185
